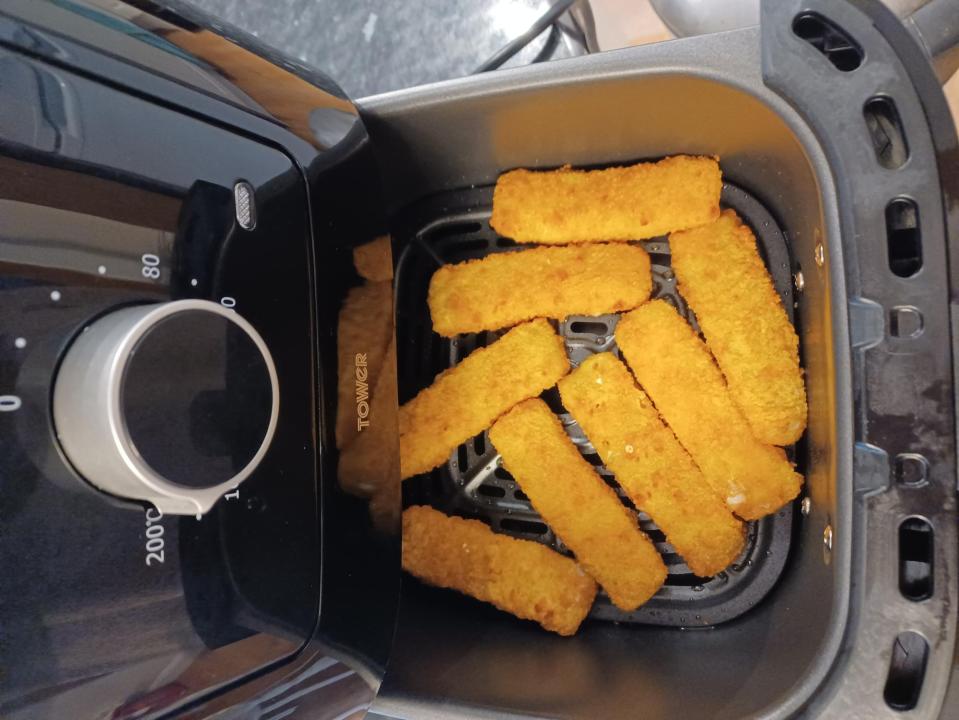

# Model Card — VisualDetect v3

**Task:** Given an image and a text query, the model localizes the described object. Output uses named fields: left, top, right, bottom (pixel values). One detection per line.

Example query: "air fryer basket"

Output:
left=396, top=183, right=797, bottom=627
left=363, top=1, right=958, bottom=718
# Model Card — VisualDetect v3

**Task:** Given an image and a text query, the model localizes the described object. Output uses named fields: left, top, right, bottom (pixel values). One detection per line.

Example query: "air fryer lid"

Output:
left=0, top=36, right=320, bottom=719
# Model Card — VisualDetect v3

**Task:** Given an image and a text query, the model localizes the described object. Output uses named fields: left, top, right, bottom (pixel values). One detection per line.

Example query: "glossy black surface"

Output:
left=0, top=0, right=404, bottom=711
left=0, top=58, right=320, bottom=715
left=122, top=310, right=274, bottom=488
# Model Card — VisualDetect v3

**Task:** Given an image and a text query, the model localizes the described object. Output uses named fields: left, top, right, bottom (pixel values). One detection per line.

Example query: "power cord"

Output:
left=473, top=0, right=579, bottom=73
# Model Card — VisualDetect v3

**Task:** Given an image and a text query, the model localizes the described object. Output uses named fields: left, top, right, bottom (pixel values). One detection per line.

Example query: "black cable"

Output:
left=555, top=12, right=588, bottom=50
left=473, top=0, right=578, bottom=73
left=531, top=24, right=562, bottom=64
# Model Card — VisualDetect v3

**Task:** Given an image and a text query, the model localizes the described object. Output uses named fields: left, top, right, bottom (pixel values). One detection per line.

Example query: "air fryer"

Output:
left=0, top=1, right=956, bottom=719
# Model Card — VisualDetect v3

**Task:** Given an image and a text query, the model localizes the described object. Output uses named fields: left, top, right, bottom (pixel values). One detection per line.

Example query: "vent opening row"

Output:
left=790, top=14, right=922, bottom=278
left=884, top=518, right=935, bottom=710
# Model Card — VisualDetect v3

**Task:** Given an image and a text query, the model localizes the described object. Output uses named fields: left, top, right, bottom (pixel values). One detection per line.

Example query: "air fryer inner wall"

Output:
left=365, top=35, right=847, bottom=720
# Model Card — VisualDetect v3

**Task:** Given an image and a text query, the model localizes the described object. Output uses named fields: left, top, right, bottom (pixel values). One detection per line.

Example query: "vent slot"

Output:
left=644, top=527, right=667, bottom=544
left=431, top=336, right=448, bottom=375
left=477, top=484, right=506, bottom=498
left=793, top=13, right=863, bottom=71
left=430, top=222, right=482, bottom=241
left=884, top=631, right=929, bottom=710
left=899, top=517, right=934, bottom=601
left=569, top=320, right=609, bottom=335
left=472, top=432, right=486, bottom=456
left=864, top=97, right=909, bottom=169
left=886, top=198, right=922, bottom=277
left=500, top=518, right=548, bottom=536
left=666, top=572, right=711, bottom=587
left=541, top=386, right=567, bottom=414
left=582, top=452, right=603, bottom=466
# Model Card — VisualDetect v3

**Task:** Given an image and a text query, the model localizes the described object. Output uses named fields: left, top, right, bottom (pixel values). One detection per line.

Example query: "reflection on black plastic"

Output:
left=333, top=236, right=401, bottom=534
left=123, top=312, right=272, bottom=488
left=0, top=47, right=319, bottom=718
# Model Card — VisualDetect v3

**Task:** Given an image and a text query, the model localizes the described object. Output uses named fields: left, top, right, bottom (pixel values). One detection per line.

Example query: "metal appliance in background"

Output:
left=0, top=0, right=957, bottom=719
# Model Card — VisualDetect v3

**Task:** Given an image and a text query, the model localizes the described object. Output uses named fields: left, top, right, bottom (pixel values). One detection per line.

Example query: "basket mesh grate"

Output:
left=396, top=183, right=799, bottom=626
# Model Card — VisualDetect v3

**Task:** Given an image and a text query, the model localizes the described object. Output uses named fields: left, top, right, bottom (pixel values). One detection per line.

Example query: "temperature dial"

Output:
left=53, top=300, right=279, bottom=516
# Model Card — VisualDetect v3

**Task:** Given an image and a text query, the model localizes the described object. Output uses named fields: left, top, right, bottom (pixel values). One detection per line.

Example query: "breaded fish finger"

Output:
left=402, top=506, right=597, bottom=636
left=558, top=353, right=745, bottom=577
left=400, top=319, right=569, bottom=478
left=429, top=244, right=652, bottom=336
left=490, top=155, right=722, bottom=244
left=490, top=399, right=667, bottom=611
left=670, top=210, right=807, bottom=445
left=616, top=301, right=802, bottom=520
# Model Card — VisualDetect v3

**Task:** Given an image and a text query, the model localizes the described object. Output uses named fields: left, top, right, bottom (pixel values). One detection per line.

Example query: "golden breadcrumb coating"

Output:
left=616, top=301, right=802, bottom=520
left=670, top=210, right=807, bottom=445
left=402, top=506, right=597, bottom=636
left=428, top=243, right=652, bottom=336
left=559, top=353, right=745, bottom=576
left=490, top=399, right=667, bottom=611
left=399, top=319, right=569, bottom=478
left=490, top=155, right=722, bottom=244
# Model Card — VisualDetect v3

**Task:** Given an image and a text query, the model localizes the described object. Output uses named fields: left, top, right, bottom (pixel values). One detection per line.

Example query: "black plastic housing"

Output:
left=0, top=2, right=400, bottom=719
left=360, top=1, right=958, bottom=718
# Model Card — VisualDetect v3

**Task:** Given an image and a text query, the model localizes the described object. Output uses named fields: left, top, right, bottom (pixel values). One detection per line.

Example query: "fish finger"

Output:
left=490, top=155, right=722, bottom=244
left=400, top=319, right=569, bottom=478
left=616, top=301, right=802, bottom=520
left=429, top=243, right=652, bottom=336
left=670, top=209, right=806, bottom=445
left=490, top=399, right=667, bottom=611
left=558, top=352, right=745, bottom=576
left=402, top=505, right=597, bottom=636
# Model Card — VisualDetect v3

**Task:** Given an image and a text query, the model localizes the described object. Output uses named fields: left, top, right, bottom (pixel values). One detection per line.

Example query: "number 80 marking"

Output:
left=141, top=253, right=160, bottom=280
